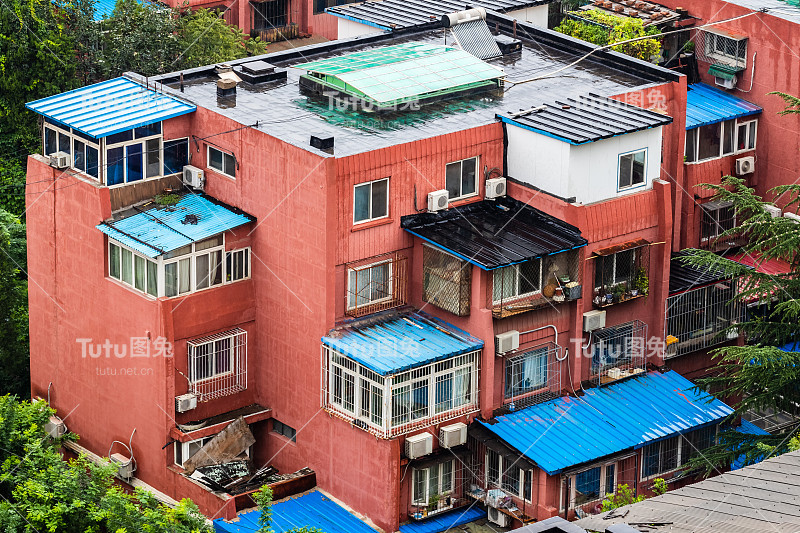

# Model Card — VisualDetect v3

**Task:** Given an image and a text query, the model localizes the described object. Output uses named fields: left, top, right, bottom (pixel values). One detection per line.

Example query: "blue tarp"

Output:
left=480, top=370, right=734, bottom=475
left=96, top=193, right=254, bottom=257
left=322, top=311, right=483, bottom=376
left=26, top=77, right=195, bottom=138
left=399, top=505, right=486, bottom=533
left=214, top=490, right=379, bottom=533
left=685, top=83, right=761, bottom=130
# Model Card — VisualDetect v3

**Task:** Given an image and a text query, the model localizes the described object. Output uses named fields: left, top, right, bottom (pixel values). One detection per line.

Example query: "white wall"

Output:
left=506, top=4, right=549, bottom=27
left=505, top=123, right=664, bottom=205
left=337, top=18, right=386, bottom=39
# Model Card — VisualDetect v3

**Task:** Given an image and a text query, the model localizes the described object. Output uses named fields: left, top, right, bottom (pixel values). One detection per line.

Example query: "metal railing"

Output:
left=345, top=253, right=407, bottom=318
left=590, top=320, right=648, bottom=386
left=665, top=281, right=741, bottom=358
left=188, top=328, right=247, bottom=401
left=423, top=245, right=471, bottom=317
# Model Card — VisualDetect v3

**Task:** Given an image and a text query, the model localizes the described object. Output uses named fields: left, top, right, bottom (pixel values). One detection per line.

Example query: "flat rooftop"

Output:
left=156, top=19, right=677, bottom=157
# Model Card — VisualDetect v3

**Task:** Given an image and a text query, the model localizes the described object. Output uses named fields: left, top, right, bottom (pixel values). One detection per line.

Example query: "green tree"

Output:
left=176, top=7, right=267, bottom=70
left=555, top=10, right=662, bottom=61
left=0, top=158, right=26, bottom=215
left=0, top=211, right=28, bottom=398
left=601, top=478, right=666, bottom=511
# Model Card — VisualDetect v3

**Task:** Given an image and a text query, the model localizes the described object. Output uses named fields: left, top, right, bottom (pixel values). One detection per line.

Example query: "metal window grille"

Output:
left=699, top=202, right=746, bottom=251
left=743, top=403, right=800, bottom=434
left=423, top=246, right=471, bottom=317
left=696, top=30, right=748, bottom=69
left=322, top=346, right=480, bottom=439
left=665, top=281, right=741, bottom=358
left=491, top=249, right=582, bottom=318
left=345, top=253, right=407, bottom=318
left=187, top=328, right=247, bottom=401
left=593, top=245, right=649, bottom=307
left=408, top=459, right=471, bottom=520
left=590, top=320, right=647, bottom=386
left=504, top=342, right=562, bottom=408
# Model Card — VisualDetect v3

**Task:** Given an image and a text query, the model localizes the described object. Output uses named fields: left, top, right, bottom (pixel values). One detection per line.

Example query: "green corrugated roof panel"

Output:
left=708, top=63, right=744, bottom=80
left=295, top=42, right=505, bottom=108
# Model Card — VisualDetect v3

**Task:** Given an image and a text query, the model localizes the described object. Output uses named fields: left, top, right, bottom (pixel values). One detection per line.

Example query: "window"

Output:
left=703, top=31, right=747, bottom=65
left=187, top=328, right=247, bottom=400
left=412, top=461, right=454, bottom=505
left=505, top=347, right=548, bottom=399
left=174, top=436, right=214, bottom=466
left=666, top=281, right=740, bottom=357
left=591, top=320, right=647, bottom=377
left=618, top=149, right=646, bottom=190
left=194, top=236, right=223, bottom=290
left=422, top=245, right=470, bottom=317
left=226, top=248, right=250, bottom=282
left=685, top=119, right=756, bottom=163
left=253, top=0, right=288, bottom=29
left=105, top=124, right=163, bottom=186
left=485, top=449, right=532, bottom=501
left=564, top=462, right=616, bottom=509
left=273, top=420, right=296, bottom=442
left=108, top=242, right=158, bottom=297
left=353, top=178, right=389, bottom=224
left=313, top=0, right=360, bottom=14
left=700, top=201, right=736, bottom=241
left=595, top=249, right=637, bottom=291
left=445, top=157, right=478, bottom=200
left=492, top=259, right=542, bottom=304
left=641, top=426, right=717, bottom=479
left=347, top=260, right=390, bottom=309
left=163, top=138, right=190, bottom=175
left=43, top=124, right=100, bottom=180
left=208, top=146, right=236, bottom=178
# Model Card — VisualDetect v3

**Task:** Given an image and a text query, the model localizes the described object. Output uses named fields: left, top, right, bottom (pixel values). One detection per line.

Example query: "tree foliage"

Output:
left=176, top=7, right=267, bottom=70
left=601, top=478, right=666, bottom=511
left=0, top=211, right=28, bottom=398
left=555, top=10, right=662, bottom=61
left=0, top=396, right=212, bottom=532
left=770, top=91, right=800, bottom=116
left=253, top=485, right=324, bottom=533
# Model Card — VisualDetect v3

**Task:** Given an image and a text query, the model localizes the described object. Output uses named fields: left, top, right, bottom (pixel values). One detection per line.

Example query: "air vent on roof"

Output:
left=310, top=135, right=334, bottom=153
left=495, top=34, right=522, bottom=56
left=237, top=60, right=287, bottom=84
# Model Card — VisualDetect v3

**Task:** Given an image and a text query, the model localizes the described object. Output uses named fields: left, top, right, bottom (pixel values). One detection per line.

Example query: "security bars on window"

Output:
left=593, top=245, right=649, bottom=308
left=504, top=342, right=562, bottom=409
left=188, top=328, right=247, bottom=401
left=590, top=320, right=648, bottom=386
left=345, top=253, right=407, bottom=318
left=321, top=346, right=480, bottom=439
left=408, top=459, right=473, bottom=519
left=491, top=249, right=582, bottom=318
left=665, top=281, right=741, bottom=358
left=696, top=30, right=748, bottom=69
left=422, top=245, right=471, bottom=317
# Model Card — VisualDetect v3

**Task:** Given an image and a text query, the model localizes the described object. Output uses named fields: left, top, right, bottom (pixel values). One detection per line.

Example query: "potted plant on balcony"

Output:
left=613, top=283, right=626, bottom=303
left=428, top=493, right=440, bottom=513
left=635, top=267, right=649, bottom=296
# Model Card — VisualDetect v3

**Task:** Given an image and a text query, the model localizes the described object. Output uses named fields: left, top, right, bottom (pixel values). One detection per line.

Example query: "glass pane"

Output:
left=109, top=244, right=120, bottom=279
left=619, top=154, right=632, bottom=188
left=44, top=128, right=57, bottom=155
left=147, top=260, right=158, bottom=296
left=209, top=250, right=223, bottom=286
left=462, top=158, right=477, bottom=195
left=371, top=179, right=388, bottom=219
left=574, top=467, right=601, bottom=506
left=58, top=132, right=71, bottom=155
left=353, top=183, right=371, bottom=223
left=72, top=140, right=85, bottom=171
left=642, top=443, right=659, bottom=478
left=631, top=150, right=646, bottom=185
left=698, top=123, right=721, bottom=160
left=178, top=258, right=191, bottom=293
left=163, top=244, right=192, bottom=259
left=722, top=120, right=735, bottom=155
left=435, top=373, right=453, bottom=413
left=605, top=465, right=615, bottom=496
left=685, top=128, right=697, bottom=162
left=126, top=143, right=143, bottom=183
left=748, top=121, right=756, bottom=149
left=86, top=147, right=99, bottom=179
left=441, top=461, right=453, bottom=493
left=413, top=470, right=425, bottom=504
left=615, top=249, right=635, bottom=285
left=445, top=162, right=461, bottom=198
left=196, top=253, right=210, bottom=290
left=165, top=262, right=178, bottom=297
left=107, top=147, right=125, bottom=186
left=163, top=139, right=188, bottom=175
left=121, top=248, right=133, bottom=285
left=146, top=139, right=160, bottom=178
left=411, top=380, right=428, bottom=420
left=519, top=260, right=541, bottom=294
left=134, top=122, right=161, bottom=138
left=106, top=130, right=133, bottom=145
left=209, top=148, right=223, bottom=172
left=134, top=255, right=146, bottom=291
left=224, top=152, right=236, bottom=177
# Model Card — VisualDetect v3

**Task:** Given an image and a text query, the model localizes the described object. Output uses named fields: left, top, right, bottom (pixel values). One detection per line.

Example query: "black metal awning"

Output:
left=400, top=196, right=587, bottom=271
left=669, top=250, right=744, bottom=294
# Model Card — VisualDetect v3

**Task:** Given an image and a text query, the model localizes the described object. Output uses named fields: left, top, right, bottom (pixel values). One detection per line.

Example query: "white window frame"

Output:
left=43, top=122, right=101, bottom=182
left=561, top=461, right=617, bottom=511
left=445, top=156, right=479, bottom=201
left=735, top=119, right=758, bottom=153
left=347, top=259, right=392, bottom=310
left=412, top=460, right=455, bottom=506
left=207, top=146, right=236, bottom=178
left=104, top=124, right=164, bottom=187
left=187, top=328, right=248, bottom=400
left=225, top=247, right=251, bottom=283
left=686, top=118, right=758, bottom=164
left=617, top=148, right=647, bottom=191
left=704, top=30, right=748, bottom=65
left=492, top=258, right=543, bottom=305
left=352, top=177, right=389, bottom=224
left=174, top=435, right=215, bottom=466
left=108, top=241, right=159, bottom=298
left=485, top=449, right=532, bottom=502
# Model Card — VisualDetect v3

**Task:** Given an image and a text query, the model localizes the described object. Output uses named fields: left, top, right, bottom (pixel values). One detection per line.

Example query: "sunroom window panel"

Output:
left=178, top=258, right=191, bottom=294
left=134, top=255, right=146, bottom=292
left=74, top=140, right=86, bottom=172
left=685, top=128, right=697, bottom=162
left=165, top=262, right=178, bottom=297
left=371, top=179, right=388, bottom=219
left=146, top=260, right=158, bottom=297
left=698, top=123, right=721, bottom=160
left=120, top=248, right=133, bottom=285
left=86, top=146, right=99, bottom=179
left=58, top=132, right=71, bottom=155
left=107, top=147, right=125, bottom=186
left=411, top=380, right=429, bottom=420
left=44, top=128, right=57, bottom=155
left=722, top=120, right=735, bottom=155
left=146, top=138, right=161, bottom=178
left=109, top=244, right=121, bottom=279
left=435, top=373, right=453, bottom=414
left=126, top=144, right=143, bottom=182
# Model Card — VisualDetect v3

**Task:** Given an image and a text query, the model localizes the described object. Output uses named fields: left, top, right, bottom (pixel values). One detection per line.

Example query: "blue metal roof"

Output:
left=731, top=419, right=769, bottom=471
left=322, top=311, right=483, bottom=376
left=213, top=489, right=379, bottom=533
left=96, top=193, right=254, bottom=257
left=25, top=77, right=195, bottom=138
left=399, top=505, right=486, bottom=533
left=479, top=370, right=734, bottom=475
left=686, top=83, right=761, bottom=130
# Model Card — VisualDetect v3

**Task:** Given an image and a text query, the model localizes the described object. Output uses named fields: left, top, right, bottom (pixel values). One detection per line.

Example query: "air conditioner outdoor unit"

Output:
left=485, top=177, right=507, bottom=199
left=405, top=432, right=433, bottom=459
left=110, top=453, right=135, bottom=480
left=44, top=415, right=67, bottom=438
left=182, top=165, right=205, bottom=190
left=48, top=151, right=70, bottom=169
left=428, top=190, right=449, bottom=212
left=763, top=205, right=782, bottom=218
left=175, top=393, right=198, bottom=413
left=495, top=330, right=520, bottom=355
left=784, top=212, right=800, bottom=223
left=736, top=156, right=755, bottom=175
left=583, top=310, right=606, bottom=332
left=488, top=507, right=511, bottom=527
left=714, top=75, right=737, bottom=90
left=439, top=422, right=467, bottom=448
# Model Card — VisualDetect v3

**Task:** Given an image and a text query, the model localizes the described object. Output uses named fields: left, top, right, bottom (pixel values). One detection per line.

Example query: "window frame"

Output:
left=640, top=425, right=718, bottom=480
left=272, top=419, right=297, bottom=442
left=685, top=118, right=758, bottom=163
left=562, top=461, right=617, bottom=511
left=43, top=122, right=101, bottom=181
left=445, top=156, right=479, bottom=201
left=704, top=31, right=748, bottom=65
left=594, top=248, right=638, bottom=291
left=484, top=449, right=533, bottom=502
left=346, top=259, right=392, bottom=310
left=492, top=258, right=543, bottom=305
left=105, top=124, right=164, bottom=187
left=504, top=346, right=548, bottom=400
left=735, top=119, right=758, bottom=153
left=412, top=460, right=455, bottom=506
left=174, top=435, right=214, bottom=466
left=617, top=148, right=647, bottom=192
left=700, top=201, right=736, bottom=242
left=108, top=241, right=159, bottom=298
left=207, top=146, right=236, bottom=178
left=352, top=177, right=390, bottom=225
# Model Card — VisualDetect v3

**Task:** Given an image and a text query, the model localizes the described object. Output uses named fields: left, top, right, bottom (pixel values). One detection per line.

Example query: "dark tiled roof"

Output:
left=498, top=93, right=673, bottom=145
left=400, top=196, right=587, bottom=270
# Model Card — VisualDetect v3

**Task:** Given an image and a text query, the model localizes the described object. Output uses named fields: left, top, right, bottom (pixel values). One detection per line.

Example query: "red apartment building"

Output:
left=24, top=7, right=780, bottom=533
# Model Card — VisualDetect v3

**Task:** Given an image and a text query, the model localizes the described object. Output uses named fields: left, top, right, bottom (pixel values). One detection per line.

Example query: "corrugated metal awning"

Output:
left=26, top=77, right=196, bottom=138
left=593, top=238, right=649, bottom=257
left=686, top=83, right=761, bottom=130
left=96, top=193, right=254, bottom=258
left=478, top=370, right=734, bottom=475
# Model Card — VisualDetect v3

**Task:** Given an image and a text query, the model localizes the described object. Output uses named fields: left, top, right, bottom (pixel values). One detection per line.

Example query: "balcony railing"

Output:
left=589, top=320, right=648, bottom=387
